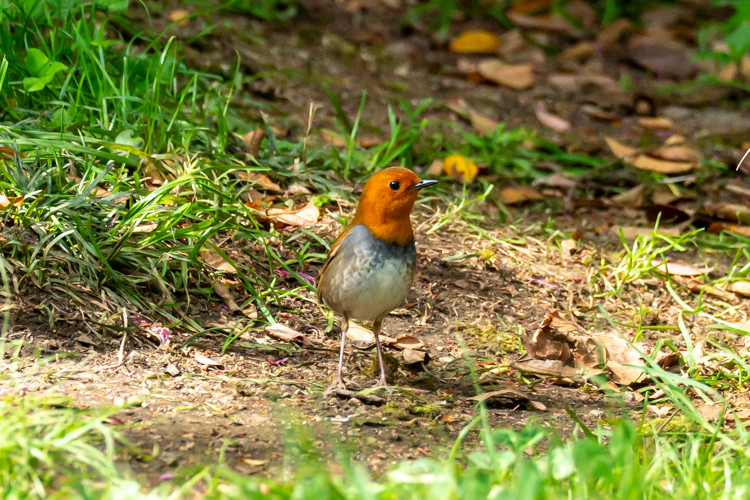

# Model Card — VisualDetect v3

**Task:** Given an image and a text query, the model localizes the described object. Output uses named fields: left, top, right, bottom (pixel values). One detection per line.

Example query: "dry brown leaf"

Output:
left=202, top=250, right=237, bottom=273
left=628, top=33, right=694, bottom=79
left=611, top=184, right=645, bottom=209
left=597, top=18, right=632, bottom=48
left=651, top=260, right=712, bottom=276
left=346, top=322, right=374, bottom=343
left=0, top=195, right=24, bottom=210
left=286, top=183, right=312, bottom=196
left=707, top=222, right=750, bottom=237
left=194, top=353, right=222, bottom=366
left=426, top=159, right=443, bottom=176
left=652, top=185, right=680, bottom=205
left=321, top=131, right=347, bottom=147
left=631, top=155, right=695, bottom=174
left=132, top=223, right=158, bottom=234
left=238, top=171, right=282, bottom=192
left=637, top=116, right=676, bottom=130
left=561, top=41, right=598, bottom=61
left=241, top=129, right=265, bottom=157
left=533, top=103, right=570, bottom=132
left=213, top=282, right=240, bottom=313
left=510, top=0, right=551, bottom=15
left=391, top=334, right=424, bottom=350
left=674, top=277, right=736, bottom=302
left=704, top=203, right=750, bottom=222
left=513, top=358, right=583, bottom=379
left=500, top=187, right=543, bottom=205
left=654, top=144, right=701, bottom=163
left=728, top=281, right=750, bottom=297
left=266, top=200, right=320, bottom=229
left=609, top=225, right=682, bottom=239
left=536, top=172, right=576, bottom=189
left=604, top=137, right=638, bottom=160
left=506, top=12, right=579, bottom=35
left=449, top=30, right=500, bottom=53
left=169, top=8, right=190, bottom=27
left=468, top=111, right=498, bottom=134
left=265, top=323, right=312, bottom=346
left=403, top=349, right=429, bottom=366
left=477, top=59, right=534, bottom=89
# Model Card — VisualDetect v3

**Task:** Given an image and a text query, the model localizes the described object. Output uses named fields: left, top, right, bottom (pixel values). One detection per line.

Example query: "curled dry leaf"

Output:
left=637, top=116, right=676, bottom=130
left=499, top=187, right=543, bottom=205
left=194, top=353, right=222, bottom=367
left=346, top=322, right=374, bottom=343
left=426, top=159, right=443, bottom=176
left=654, top=144, right=701, bottom=163
left=442, top=155, right=478, bottom=183
left=266, top=200, right=320, bottom=229
left=390, top=334, right=424, bottom=350
left=213, top=282, right=240, bottom=314
left=727, top=281, right=750, bottom=297
left=0, top=195, right=24, bottom=209
left=628, top=33, right=694, bottom=79
left=604, top=137, right=638, bottom=160
left=238, top=171, right=282, bottom=192
left=241, top=129, right=265, bottom=157
left=631, top=155, right=695, bottom=174
left=477, top=59, right=534, bottom=90
left=651, top=260, right=713, bottom=277
left=611, top=184, right=645, bottom=209
left=704, top=203, right=750, bottom=222
left=533, top=103, right=570, bottom=132
left=449, top=30, right=499, bottom=53
left=402, top=349, right=429, bottom=366
left=265, top=323, right=312, bottom=346
left=202, top=250, right=237, bottom=273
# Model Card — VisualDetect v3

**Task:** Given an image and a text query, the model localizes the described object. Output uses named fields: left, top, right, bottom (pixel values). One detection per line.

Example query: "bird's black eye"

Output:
left=389, top=181, right=400, bottom=191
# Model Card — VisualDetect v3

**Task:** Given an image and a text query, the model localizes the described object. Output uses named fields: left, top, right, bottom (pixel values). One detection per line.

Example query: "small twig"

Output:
left=737, top=146, right=750, bottom=172
left=656, top=411, right=678, bottom=434
left=302, top=102, right=318, bottom=185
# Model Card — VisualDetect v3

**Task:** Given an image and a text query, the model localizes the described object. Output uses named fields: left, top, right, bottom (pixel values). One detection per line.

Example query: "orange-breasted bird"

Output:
left=317, top=167, right=437, bottom=389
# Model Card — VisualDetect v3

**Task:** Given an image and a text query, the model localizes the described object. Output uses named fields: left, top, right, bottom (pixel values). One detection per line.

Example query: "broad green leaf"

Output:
left=23, top=77, right=47, bottom=92
left=25, top=48, right=49, bottom=77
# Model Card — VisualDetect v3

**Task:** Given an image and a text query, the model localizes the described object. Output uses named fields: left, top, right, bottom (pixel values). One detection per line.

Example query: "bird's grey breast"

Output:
left=320, top=224, right=416, bottom=320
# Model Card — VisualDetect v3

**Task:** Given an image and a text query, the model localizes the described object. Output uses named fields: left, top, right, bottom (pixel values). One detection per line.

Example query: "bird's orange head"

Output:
left=350, top=167, right=437, bottom=246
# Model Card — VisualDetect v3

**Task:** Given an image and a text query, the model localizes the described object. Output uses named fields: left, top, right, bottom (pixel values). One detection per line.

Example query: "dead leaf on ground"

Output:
left=238, top=171, right=282, bottom=192
left=266, top=200, right=320, bottom=229
left=202, top=250, right=238, bottom=273
left=727, top=281, right=750, bottom=297
left=533, top=103, right=570, bottom=132
left=651, top=260, right=712, bottom=277
left=631, top=155, right=695, bottom=174
left=510, top=0, right=551, bottom=15
left=628, top=33, right=694, bottom=79
left=265, top=323, right=312, bottom=347
left=654, top=144, right=701, bottom=163
left=426, top=159, right=443, bottom=176
left=390, top=334, right=424, bottom=350
left=535, top=172, right=576, bottom=189
left=611, top=184, right=645, bottom=209
left=169, top=8, right=190, bottom=27
left=0, top=195, right=24, bottom=210
left=609, top=225, right=682, bottom=239
left=604, top=137, right=638, bottom=160
left=213, top=282, right=240, bottom=314
left=346, top=322, right=375, bottom=343
left=194, top=353, right=222, bottom=367
left=500, top=187, right=543, bottom=205
left=674, top=277, right=736, bottom=302
left=442, top=155, right=478, bottom=183
left=704, top=203, right=750, bottom=222
left=477, top=59, right=534, bottom=89
left=446, top=98, right=498, bottom=134
left=506, top=12, right=580, bottom=36
left=513, top=358, right=583, bottom=379
left=403, top=349, right=429, bottom=366
left=467, top=388, right=546, bottom=411
left=637, top=116, right=676, bottom=130
left=449, top=30, right=500, bottom=53
left=707, top=222, right=750, bottom=237
left=0, top=147, right=25, bottom=159
left=240, top=129, right=265, bottom=157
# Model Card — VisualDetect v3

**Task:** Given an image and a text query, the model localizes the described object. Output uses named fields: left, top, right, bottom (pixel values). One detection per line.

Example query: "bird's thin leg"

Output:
left=373, top=318, right=387, bottom=387
left=336, top=315, right=349, bottom=390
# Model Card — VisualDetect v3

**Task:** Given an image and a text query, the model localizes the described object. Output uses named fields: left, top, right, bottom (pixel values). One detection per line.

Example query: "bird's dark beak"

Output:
left=409, top=179, right=438, bottom=191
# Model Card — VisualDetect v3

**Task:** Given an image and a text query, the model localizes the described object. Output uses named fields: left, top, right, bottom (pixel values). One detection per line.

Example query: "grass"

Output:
left=4, top=0, right=750, bottom=499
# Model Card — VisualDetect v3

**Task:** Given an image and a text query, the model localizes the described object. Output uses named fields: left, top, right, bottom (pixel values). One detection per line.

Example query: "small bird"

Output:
left=317, top=167, right=437, bottom=389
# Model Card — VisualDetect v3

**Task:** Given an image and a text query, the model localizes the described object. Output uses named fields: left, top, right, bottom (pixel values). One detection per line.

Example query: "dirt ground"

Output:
left=5, top=0, right=750, bottom=486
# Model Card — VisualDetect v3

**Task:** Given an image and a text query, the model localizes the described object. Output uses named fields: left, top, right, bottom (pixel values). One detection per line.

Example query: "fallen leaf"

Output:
left=506, top=12, right=580, bottom=36
left=132, top=223, right=158, bottom=234
left=346, top=322, right=374, bottom=342
left=628, top=33, right=694, bottom=79
left=631, top=155, right=695, bottom=174
left=611, top=184, right=645, bottom=209
left=533, top=103, right=570, bottom=132
left=604, top=137, right=638, bottom=160
left=468, top=110, right=498, bottom=134
left=449, top=30, right=500, bottom=53
left=194, top=354, right=222, bottom=367
left=704, top=203, right=750, bottom=222
left=202, top=250, right=238, bottom=273
left=165, top=363, right=180, bottom=377
left=321, top=131, right=347, bottom=147
left=510, top=0, right=551, bottom=15
left=75, top=334, right=97, bottom=346
left=499, top=187, right=543, bottom=205
left=513, top=358, right=583, bottom=379
left=637, top=116, right=676, bottom=130
left=426, top=159, right=444, bottom=176
left=707, top=222, right=750, bottom=237
left=652, top=185, right=680, bottom=205
left=609, top=225, right=681, bottom=239
left=241, top=129, right=265, bottom=157
left=654, top=144, right=701, bottom=163
left=213, top=282, right=240, bottom=314
left=728, top=281, right=750, bottom=297
left=535, top=172, right=576, bottom=189
left=560, top=238, right=577, bottom=256
left=286, top=183, right=312, bottom=196
left=596, top=19, right=632, bottom=49
left=169, top=8, right=190, bottom=27
left=648, top=405, right=673, bottom=418
left=674, top=277, right=736, bottom=302
left=238, top=171, right=282, bottom=192
left=265, top=323, right=312, bottom=346
left=644, top=204, right=691, bottom=224
left=0, top=147, right=24, bottom=159
left=477, top=59, right=534, bottom=89
left=651, top=260, right=712, bottom=277
left=0, top=195, right=24, bottom=209
left=403, top=349, right=429, bottom=366
left=442, top=155, right=478, bottom=183
left=391, top=334, right=424, bottom=350
left=266, top=200, right=320, bottom=229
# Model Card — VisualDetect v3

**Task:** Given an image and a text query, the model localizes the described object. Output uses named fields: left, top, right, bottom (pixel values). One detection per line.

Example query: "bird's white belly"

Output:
left=345, top=259, right=413, bottom=321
